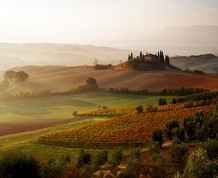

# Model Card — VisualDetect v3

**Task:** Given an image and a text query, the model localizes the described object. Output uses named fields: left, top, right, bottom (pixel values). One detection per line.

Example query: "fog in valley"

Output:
left=1, top=25, right=218, bottom=71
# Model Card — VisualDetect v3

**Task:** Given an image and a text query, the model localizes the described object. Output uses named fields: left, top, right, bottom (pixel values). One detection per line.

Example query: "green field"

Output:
left=0, top=92, right=173, bottom=123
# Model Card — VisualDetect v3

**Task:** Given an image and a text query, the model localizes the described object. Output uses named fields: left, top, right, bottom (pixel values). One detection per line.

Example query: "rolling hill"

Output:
left=4, top=65, right=218, bottom=94
left=170, top=54, right=218, bottom=73
left=0, top=43, right=131, bottom=70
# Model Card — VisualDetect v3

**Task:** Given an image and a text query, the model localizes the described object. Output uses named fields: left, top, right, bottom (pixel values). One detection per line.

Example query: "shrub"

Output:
left=172, top=98, right=178, bottom=104
left=72, top=111, right=77, bottom=116
left=150, top=153, right=167, bottom=166
left=152, top=128, right=163, bottom=147
left=183, top=147, right=218, bottom=178
left=0, top=151, right=40, bottom=178
left=149, top=141, right=160, bottom=154
left=170, top=139, right=187, bottom=164
left=92, top=150, right=108, bottom=170
left=124, top=148, right=141, bottom=178
left=76, top=149, right=91, bottom=168
left=158, top=98, right=167, bottom=106
left=184, top=101, right=194, bottom=108
left=135, top=105, right=143, bottom=113
left=146, top=105, right=158, bottom=112
left=144, top=153, right=167, bottom=178
left=109, top=148, right=123, bottom=165
left=164, top=120, right=179, bottom=140
left=204, top=139, right=218, bottom=160
left=125, top=158, right=141, bottom=178
left=106, top=161, right=118, bottom=176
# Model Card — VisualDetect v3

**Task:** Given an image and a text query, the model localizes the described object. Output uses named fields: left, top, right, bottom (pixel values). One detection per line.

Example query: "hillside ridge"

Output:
left=3, top=65, right=218, bottom=95
left=171, top=53, right=218, bottom=73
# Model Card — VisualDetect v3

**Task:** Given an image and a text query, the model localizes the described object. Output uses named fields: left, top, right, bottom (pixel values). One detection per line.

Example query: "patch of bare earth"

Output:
left=10, top=66, right=218, bottom=93
left=0, top=116, right=92, bottom=136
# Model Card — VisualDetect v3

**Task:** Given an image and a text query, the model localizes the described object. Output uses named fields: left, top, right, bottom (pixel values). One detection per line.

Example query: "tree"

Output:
left=135, top=105, right=143, bottom=113
left=183, top=117, right=195, bottom=139
left=76, top=149, right=91, bottom=168
left=85, top=77, right=98, bottom=90
left=15, top=71, right=29, bottom=83
left=4, top=70, right=16, bottom=80
left=164, top=120, right=179, bottom=140
left=176, top=127, right=185, bottom=141
left=185, top=121, right=195, bottom=139
left=152, top=128, right=163, bottom=147
left=158, top=98, right=167, bottom=106
left=165, top=55, right=170, bottom=65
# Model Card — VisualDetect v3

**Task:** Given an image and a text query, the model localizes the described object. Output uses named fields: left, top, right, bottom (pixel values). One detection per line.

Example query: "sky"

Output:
left=0, top=0, right=218, bottom=44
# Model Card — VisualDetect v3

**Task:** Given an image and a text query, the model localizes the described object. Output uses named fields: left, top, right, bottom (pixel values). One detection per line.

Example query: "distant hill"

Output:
left=170, top=54, right=218, bottom=73
left=4, top=65, right=218, bottom=94
left=0, top=43, right=131, bottom=70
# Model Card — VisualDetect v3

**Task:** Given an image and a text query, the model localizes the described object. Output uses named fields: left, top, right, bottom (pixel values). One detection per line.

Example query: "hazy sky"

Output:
left=0, top=0, right=218, bottom=44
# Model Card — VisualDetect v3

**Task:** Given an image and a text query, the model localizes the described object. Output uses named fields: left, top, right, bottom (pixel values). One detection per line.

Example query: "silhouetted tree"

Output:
left=152, top=128, right=163, bottom=147
left=165, top=55, right=170, bottom=65
left=83, top=77, right=98, bottom=91
left=158, top=98, right=167, bottom=106
left=4, top=70, right=16, bottom=80
left=15, top=71, right=29, bottom=83
left=135, top=105, right=143, bottom=113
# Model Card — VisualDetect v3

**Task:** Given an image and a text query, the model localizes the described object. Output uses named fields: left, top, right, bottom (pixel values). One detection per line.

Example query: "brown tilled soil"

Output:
left=0, top=116, right=92, bottom=136
left=10, top=66, right=218, bottom=93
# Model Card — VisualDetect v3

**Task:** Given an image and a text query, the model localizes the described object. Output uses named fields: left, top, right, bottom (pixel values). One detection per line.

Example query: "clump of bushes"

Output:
left=94, top=64, right=113, bottom=70
left=135, top=105, right=144, bottom=113
left=0, top=151, right=40, bottom=178
left=158, top=98, right=167, bottom=106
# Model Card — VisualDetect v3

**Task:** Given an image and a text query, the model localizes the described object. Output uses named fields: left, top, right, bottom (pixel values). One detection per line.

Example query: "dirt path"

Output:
left=0, top=116, right=92, bottom=136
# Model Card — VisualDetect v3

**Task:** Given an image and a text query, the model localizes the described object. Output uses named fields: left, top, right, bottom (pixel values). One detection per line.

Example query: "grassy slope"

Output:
left=0, top=92, right=172, bottom=123
left=8, top=66, right=218, bottom=94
